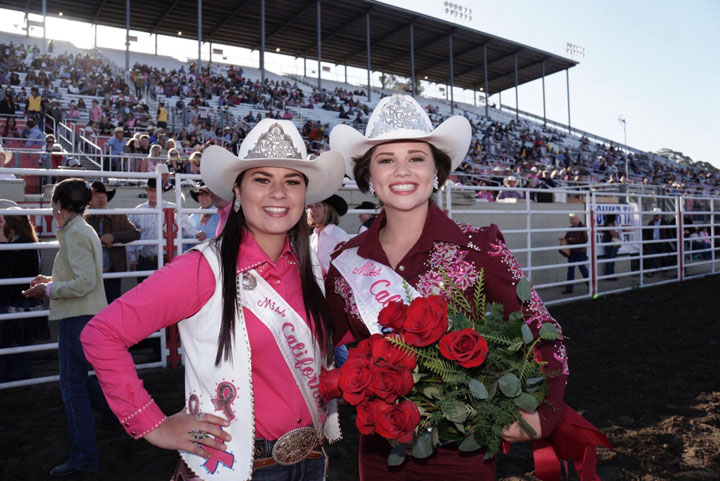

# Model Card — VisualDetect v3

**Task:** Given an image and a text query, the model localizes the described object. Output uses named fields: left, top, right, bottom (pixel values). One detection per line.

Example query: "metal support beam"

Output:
left=209, top=41, right=212, bottom=66
left=344, top=64, right=348, bottom=84
left=154, top=32, right=158, bottom=55
left=366, top=12, right=371, bottom=102
left=300, top=7, right=374, bottom=58
left=304, top=56, right=307, bottom=77
left=541, top=61, right=546, bottom=126
left=343, top=20, right=414, bottom=63
left=94, top=24, right=97, bottom=48
left=150, top=0, right=182, bottom=34
left=483, top=44, right=489, bottom=118
left=379, top=32, right=449, bottom=72
left=125, top=0, right=130, bottom=72
left=41, top=0, right=46, bottom=54
left=473, top=85, right=476, bottom=107
left=410, top=23, right=415, bottom=97
left=254, top=3, right=315, bottom=50
left=317, top=0, right=322, bottom=91
left=449, top=34, right=454, bottom=114
left=197, top=0, right=202, bottom=70
left=260, top=0, right=265, bottom=84
left=207, top=0, right=252, bottom=41
left=566, top=68, right=572, bottom=133
left=514, top=53, right=519, bottom=121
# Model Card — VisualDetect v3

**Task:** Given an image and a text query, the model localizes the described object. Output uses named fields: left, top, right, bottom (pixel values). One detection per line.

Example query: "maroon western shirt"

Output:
left=326, top=201, right=569, bottom=440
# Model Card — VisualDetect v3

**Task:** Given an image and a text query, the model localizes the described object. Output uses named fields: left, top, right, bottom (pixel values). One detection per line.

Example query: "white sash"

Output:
left=331, top=247, right=419, bottom=334
left=242, top=269, right=341, bottom=442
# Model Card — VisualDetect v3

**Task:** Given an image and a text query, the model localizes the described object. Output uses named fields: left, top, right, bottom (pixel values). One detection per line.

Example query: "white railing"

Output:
left=1, top=168, right=718, bottom=389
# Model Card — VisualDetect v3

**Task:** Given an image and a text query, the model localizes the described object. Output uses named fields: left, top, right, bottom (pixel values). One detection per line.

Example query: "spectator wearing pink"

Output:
left=81, top=119, right=345, bottom=480
left=89, top=99, right=103, bottom=123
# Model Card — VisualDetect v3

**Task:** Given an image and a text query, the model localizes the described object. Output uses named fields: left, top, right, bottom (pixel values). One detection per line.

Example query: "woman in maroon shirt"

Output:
left=326, top=95, right=569, bottom=480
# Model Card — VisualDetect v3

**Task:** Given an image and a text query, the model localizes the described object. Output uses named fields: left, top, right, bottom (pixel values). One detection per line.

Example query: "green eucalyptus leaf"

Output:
left=432, top=427, right=439, bottom=447
left=454, top=422, right=466, bottom=434
left=514, top=392, right=539, bottom=411
left=423, top=386, right=442, bottom=399
left=411, top=431, right=434, bottom=459
left=469, top=379, right=489, bottom=399
left=458, top=435, right=482, bottom=452
left=442, top=401, right=469, bottom=423
left=498, top=373, right=521, bottom=398
left=388, top=444, right=407, bottom=466
left=526, top=376, right=544, bottom=386
left=516, top=278, right=532, bottom=302
left=508, top=341, right=523, bottom=352
left=539, top=323, right=560, bottom=340
left=521, top=324, right=534, bottom=344
left=525, top=385, right=539, bottom=393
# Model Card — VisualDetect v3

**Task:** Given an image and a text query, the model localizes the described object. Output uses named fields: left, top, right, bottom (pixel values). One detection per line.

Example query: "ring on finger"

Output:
left=195, top=411, right=205, bottom=422
left=189, top=430, right=209, bottom=442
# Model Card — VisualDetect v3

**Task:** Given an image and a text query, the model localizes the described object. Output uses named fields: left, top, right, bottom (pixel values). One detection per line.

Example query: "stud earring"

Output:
left=433, top=174, right=439, bottom=190
left=368, top=178, right=376, bottom=197
left=233, top=197, right=241, bottom=213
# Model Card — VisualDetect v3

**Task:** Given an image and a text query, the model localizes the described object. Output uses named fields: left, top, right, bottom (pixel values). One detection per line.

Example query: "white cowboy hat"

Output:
left=201, top=119, right=345, bottom=204
left=328, top=94, right=471, bottom=180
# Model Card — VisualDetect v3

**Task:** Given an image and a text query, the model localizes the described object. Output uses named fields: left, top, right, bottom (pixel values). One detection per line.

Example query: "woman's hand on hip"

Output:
left=501, top=410, right=542, bottom=443
left=143, top=409, right=232, bottom=458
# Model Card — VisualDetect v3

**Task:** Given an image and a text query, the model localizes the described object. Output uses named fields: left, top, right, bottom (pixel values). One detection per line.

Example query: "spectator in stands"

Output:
left=643, top=207, right=673, bottom=276
left=0, top=205, right=49, bottom=383
left=25, top=87, right=44, bottom=129
left=24, top=118, right=44, bottom=146
left=89, top=99, right=102, bottom=123
left=475, top=180, right=496, bottom=202
left=496, top=175, right=524, bottom=201
left=106, top=126, right=125, bottom=171
left=157, top=102, right=168, bottom=129
left=66, top=102, right=81, bottom=120
left=0, top=92, right=16, bottom=117
left=166, top=148, right=184, bottom=173
left=187, top=182, right=218, bottom=244
left=21, top=179, right=109, bottom=477
left=186, top=151, right=202, bottom=174
left=308, top=194, right=350, bottom=277
left=137, top=134, right=150, bottom=154
left=97, top=115, right=114, bottom=135
left=356, top=200, right=377, bottom=234
left=142, top=144, right=163, bottom=173
left=1, top=117, right=21, bottom=138
left=127, top=178, right=197, bottom=279
left=47, top=99, right=63, bottom=131
left=85, top=182, right=140, bottom=303
left=561, top=213, right=589, bottom=294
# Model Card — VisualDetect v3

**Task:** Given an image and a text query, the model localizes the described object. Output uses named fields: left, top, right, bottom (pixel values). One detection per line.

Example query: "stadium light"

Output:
left=443, top=1, right=472, bottom=22
left=618, top=115, right=628, bottom=181
left=566, top=42, right=585, bottom=59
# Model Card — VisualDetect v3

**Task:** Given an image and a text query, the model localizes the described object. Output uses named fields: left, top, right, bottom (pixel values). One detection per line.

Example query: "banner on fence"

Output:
left=595, top=203, right=642, bottom=255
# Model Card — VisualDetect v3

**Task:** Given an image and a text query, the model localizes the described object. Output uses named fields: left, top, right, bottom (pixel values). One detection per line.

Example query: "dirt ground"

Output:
left=2, top=275, right=720, bottom=481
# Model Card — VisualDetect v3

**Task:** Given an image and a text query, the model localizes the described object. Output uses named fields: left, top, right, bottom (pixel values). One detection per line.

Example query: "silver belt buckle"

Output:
left=271, top=427, right=319, bottom=466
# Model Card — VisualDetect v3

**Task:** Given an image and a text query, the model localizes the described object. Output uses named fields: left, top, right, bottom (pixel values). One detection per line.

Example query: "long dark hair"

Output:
left=212, top=172, right=334, bottom=366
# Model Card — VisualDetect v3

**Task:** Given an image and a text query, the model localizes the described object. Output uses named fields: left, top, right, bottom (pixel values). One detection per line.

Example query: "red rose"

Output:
left=403, top=296, right=449, bottom=347
left=369, top=363, right=414, bottom=403
left=375, top=399, right=421, bottom=443
left=355, top=399, right=393, bottom=435
left=378, top=300, right=408, bottom=332
left=338, top=358, right=373, bottom=405
left=371, top=335, right=417, bottom=370
left=438, top=328, right=489, bottom=368
left=347, top=334, right=384, bottom=362
left=319, top=367, right=343, bottom=401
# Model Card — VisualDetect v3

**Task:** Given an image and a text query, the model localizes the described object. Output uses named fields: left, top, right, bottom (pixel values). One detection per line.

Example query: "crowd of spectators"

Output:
left=1, top=39, right=717, bottom=197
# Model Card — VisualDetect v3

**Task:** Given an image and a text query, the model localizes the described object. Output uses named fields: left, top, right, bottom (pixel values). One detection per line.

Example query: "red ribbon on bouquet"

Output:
left=532, top=407, right=612, bottom=481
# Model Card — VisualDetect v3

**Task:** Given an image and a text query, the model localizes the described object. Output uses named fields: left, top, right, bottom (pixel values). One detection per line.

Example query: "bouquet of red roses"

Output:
left=320, top=272, right=562, bottom=465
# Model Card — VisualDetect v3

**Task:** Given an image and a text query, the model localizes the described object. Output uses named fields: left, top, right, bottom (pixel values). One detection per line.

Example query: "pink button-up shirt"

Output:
left=81, top=231, right=315, bottom=441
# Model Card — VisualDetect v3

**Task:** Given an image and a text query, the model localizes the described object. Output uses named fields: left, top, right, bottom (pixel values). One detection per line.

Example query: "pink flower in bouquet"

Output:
left=403, top=295, right=448, bottom=347
left=438, top=328, right=489, bottom=368
left=375, top=399, right=421, bottom=443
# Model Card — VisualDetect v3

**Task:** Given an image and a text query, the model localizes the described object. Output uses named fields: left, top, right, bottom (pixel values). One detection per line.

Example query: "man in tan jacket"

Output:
left=85, top=182, right=140, bottom=303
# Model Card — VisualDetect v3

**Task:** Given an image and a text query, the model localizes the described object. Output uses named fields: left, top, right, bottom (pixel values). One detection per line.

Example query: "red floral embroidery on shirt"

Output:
left=487, top=239, right=524, bottom=282
left=333, top=275, right=360, bottom=320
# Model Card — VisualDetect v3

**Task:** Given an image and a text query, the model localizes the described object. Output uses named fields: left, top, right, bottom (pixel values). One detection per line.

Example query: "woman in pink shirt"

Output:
left=81, top=119, right=345, bottom=481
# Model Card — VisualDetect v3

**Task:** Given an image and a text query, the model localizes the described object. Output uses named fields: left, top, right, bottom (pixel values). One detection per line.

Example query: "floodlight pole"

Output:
left=42, top=0, right=46, bottom=53
left=260, top=0, right=265, bottom=84
left=125, top=0, right=130, bottom=73
left=410, top=23, right=415, bottom=97
left=366, top=12, right=371, bottom=102
left=483, top=44, right=489, bottom=118
left=317, top=0, right=322, bottom=91
left=449, top=33, right=454, bottom=114
left=197, top=0, right=202, bottom=71
left=566, top=68, right=571, bottom=134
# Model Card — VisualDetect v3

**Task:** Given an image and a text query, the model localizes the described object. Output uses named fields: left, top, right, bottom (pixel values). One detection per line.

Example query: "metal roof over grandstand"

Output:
left=5, top=0, right=578, bottom=94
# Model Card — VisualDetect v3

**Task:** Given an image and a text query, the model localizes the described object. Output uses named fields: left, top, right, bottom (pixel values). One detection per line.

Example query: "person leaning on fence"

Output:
left=561, top=213, right=589, bottom=294
left=0, top=201, right=49, bottom=383
left=601, top=214, right=620, bottom=280
left=106, top=126, right=126, bottom=171
left=642, top=207, right=674, bottom=276
left=20, top=179, right=111, bottom=478
left=85, top=182, right=141, bottom=304
left=80, top=119, right=345, bottom=481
